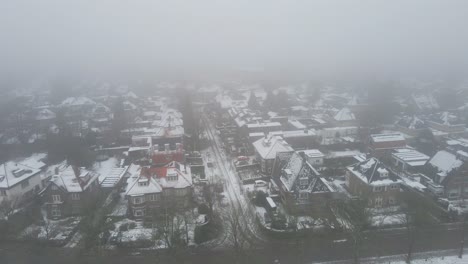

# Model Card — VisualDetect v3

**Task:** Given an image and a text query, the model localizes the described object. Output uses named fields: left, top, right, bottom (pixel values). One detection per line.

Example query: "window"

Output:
left=300, top=178, right=308, bottom=186
left=375, top=197, right=383, bottom=207
left=134, top=209, right=145, bottom=217
left=176, top=189, right=186, bottom=196
left=373, top=186, right=383, bottom=192
left=391, top=184, right=399, bottom=190
left=52, top=194, right=61, bottom=202
left=51, top=185, right=58, bottom=190
left=167, top=174, right=178, bottom=182
left=51, top=205, right=61, bottom=217
left=71, top=193, right=80, bottom=200
left=21, top=179, right=30, bottom=189
left=138, top=181, right=149, bottom=187
left=133, top=196, right=144, bottom=204
left=0, top=190, right=6, bottom=196
left=389, top=197, right=395, bottom=205
left=299, top=192, right=308, bottom=199
left=148, top=194, right=159, bottom=201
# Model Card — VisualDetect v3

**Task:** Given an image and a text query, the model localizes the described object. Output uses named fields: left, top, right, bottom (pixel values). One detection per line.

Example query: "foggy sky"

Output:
left=1, top=0, right=468, bottom=80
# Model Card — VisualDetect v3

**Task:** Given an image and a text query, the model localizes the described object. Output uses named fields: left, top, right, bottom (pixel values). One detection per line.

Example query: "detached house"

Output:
left=346, top=158, right=402, bottom=208
left=125, top=161, right=193, bottom=219
left=425, top=150, right=465, bottom=199
left=41, top=166, right=100, bottom=219
left=272, top=151, right=340, bottom=213
left=0, top=154, right=47, bottom=207
left=253, top=135, right=294, bottom=174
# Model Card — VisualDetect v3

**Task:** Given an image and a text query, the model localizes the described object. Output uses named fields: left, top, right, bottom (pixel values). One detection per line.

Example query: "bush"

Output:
left=198, top=204, right=210, bottom=215
left=254, top=191, right=268, bottom=207
left=119, top=223, right=129, bottom=231
left=128, top=222, right=137, bottom=229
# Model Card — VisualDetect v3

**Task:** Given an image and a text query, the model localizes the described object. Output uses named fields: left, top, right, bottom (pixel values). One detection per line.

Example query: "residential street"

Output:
left=0, top=223, right=467, bottom=264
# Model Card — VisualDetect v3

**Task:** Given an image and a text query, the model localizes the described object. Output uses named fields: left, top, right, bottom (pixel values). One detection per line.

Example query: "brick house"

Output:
left=346, top=157, right=402, bottom=208
left=125, top=161, right=193, bottom=219
left=272, top=151, right=341, bottom=214
left=41, top=166, right=100, bottom=219
left=368, top=133, right=406, bottom=158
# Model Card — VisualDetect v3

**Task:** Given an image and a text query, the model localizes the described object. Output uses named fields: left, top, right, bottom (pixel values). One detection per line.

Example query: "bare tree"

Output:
left=0, top=198, right=16, bottom=220
left=398, top=191, right=435, bottom=263
left=332, top=198, right=371, bottom=264
left=226, top=205, right=251, bottom=263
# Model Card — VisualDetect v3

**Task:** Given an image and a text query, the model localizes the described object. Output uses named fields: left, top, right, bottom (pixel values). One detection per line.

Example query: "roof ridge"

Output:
left=368, top=158, right=379, bottom=183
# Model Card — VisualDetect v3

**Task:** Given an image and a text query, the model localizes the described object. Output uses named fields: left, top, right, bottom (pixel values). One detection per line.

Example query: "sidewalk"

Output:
left=315, top=249, right=467, bottom=264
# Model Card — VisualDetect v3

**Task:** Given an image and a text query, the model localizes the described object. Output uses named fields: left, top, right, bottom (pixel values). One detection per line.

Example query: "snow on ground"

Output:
left=371, top=214, right=405, bottom=227
left=20, top=217, right=81, bottom=245
left=448, top=199, right=468, bottom=215
left=387, top=256, right=465, bottom=264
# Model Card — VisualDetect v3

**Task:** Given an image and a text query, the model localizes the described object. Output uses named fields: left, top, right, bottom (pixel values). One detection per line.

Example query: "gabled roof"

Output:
left=49, top=166, right=99, bottom=193
left=348, top=157, right=401, bottom=186
left=279, top=152, right=321, bottom=192
left=126, top=161, right=192, bottom=196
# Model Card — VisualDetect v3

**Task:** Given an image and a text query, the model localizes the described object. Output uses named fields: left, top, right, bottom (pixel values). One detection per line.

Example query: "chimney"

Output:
left=54, top=167, right=59, bottom=175
left=298, top=151, right=306, bottom=161
left=72, top=166, right=80, bottom=178
left=165, top=143, right=170, bottom=152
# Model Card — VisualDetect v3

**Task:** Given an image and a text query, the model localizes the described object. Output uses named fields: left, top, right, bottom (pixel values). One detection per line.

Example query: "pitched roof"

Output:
left=0, top=154, right=47, bottom=188
left=348, top=157, right=401, bottom=186
left=49, top=166, right=99, bottom=193
left=428, top=150, right=463, bottom=177
left=253, top=136, right=294, bottom=160
left=334, top=107, right=355, bottom=121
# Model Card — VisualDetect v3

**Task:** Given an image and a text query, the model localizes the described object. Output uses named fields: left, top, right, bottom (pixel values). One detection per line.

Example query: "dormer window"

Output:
left=377, top=168, right=389, bottom=178
left=167, top=172, right=178, bottom=182
left=138, top=178, right=149, bottom=186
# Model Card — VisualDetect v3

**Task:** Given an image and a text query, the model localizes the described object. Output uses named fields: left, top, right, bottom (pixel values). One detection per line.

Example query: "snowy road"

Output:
left=201, top=113, right=267, bottom=248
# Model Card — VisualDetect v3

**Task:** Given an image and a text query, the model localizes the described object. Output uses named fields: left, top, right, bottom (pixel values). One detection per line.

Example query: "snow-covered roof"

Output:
left=302, top=149, right=324, bottom=159
left=428, top=150, right=463, bottom=177
left=60, top=97, right=96, bottom=107
left=288, top=119, right=306, bottom=130
left=247, top=122, right=282, bottom=129
left=0, top=153, right=47, bottom=188
left=253, top=136, right=294, bottom=160
left=35, top=109, right=56, bottom=121
left=392, top=148, right=430, bottom=167
left=50, top=166, right=99, bottom=193
left=125, top=161, right=192, bottom=196
left=347, top=157, right=401, bottom=186
left=396, top=115, right=426, bottom=130
left=333, top=107, right=355, bottom=121
left=370, top=133, right=405, bottom=143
